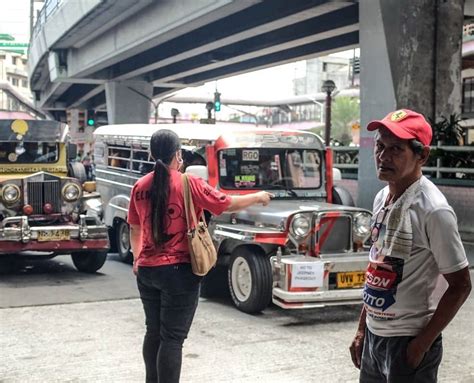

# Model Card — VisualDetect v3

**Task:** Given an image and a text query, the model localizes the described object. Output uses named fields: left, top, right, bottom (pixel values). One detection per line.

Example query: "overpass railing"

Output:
left=31, top=0, right=63, bottom=39
left=332, top=145, right=474, bottom=185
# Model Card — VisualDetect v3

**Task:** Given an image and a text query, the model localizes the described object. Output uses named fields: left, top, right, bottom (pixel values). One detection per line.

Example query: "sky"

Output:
left=0, top=0, right=38, bottom=43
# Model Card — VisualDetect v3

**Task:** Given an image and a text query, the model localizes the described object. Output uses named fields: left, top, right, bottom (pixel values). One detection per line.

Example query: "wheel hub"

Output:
left=231, top=257, right=252, bottom=301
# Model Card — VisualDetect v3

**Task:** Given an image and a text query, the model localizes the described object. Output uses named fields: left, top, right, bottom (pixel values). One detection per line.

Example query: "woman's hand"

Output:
left=256, top=191, right=274, bottom=206
left=132, top=260, right=138, bottom=276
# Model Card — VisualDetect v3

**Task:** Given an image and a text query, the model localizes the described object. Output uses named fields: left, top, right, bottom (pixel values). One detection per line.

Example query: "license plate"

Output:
left=337, top=271, right=366, bottom=288
left=38, top=229, right=70, bottom=242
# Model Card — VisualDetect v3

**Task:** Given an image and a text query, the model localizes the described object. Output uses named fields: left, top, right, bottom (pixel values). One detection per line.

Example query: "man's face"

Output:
left=373, top=128, right=422, bottom=183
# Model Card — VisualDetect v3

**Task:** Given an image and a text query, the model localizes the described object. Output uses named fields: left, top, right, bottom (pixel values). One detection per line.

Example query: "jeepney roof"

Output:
left=93, top=123, right=225, bottom=142
left=0, top=119, right=68, bottom=142
left=93, top=123, right=324, bottom=149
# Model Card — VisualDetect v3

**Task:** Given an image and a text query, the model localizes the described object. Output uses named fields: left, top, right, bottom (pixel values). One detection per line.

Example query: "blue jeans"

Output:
left=360, top=328, right=443, bottom=383
left=137, top=263, right=201, bottom=383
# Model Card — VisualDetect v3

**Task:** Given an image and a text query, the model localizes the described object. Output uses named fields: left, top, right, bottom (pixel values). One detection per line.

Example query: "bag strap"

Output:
left=182, top=173, right=199, bottom=231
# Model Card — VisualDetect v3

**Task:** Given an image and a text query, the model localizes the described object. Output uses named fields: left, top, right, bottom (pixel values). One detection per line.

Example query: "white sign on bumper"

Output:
left=290, top=261, right=324, bottom=288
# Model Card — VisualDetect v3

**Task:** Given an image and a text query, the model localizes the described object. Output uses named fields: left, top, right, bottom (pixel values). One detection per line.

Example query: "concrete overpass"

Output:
left=28, top=0, right=468, bottom=210
left=28, top=0, right=359, bottom=122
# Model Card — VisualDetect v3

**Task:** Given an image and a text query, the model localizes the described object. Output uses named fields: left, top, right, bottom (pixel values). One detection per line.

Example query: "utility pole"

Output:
left=30, top=0, right=45, bottom=40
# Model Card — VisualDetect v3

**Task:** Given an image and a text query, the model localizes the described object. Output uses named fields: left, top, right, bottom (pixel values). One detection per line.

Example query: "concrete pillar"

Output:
left=105, top=81, right=153, bottom=124
left=357, top=0, right=463, bottom=209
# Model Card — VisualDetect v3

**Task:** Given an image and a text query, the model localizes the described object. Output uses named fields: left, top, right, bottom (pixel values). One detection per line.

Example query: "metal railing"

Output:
left=332, top=145, right=474, bottom=182
left=31, top=0, right=63, bottom=39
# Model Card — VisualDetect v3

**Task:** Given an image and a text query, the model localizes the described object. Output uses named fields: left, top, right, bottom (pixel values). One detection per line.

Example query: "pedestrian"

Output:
left=82, top=151, right=92, bottom=180
left=349, top=109, right=471, bottom=382
left=127, top=129, right=273, bottom=383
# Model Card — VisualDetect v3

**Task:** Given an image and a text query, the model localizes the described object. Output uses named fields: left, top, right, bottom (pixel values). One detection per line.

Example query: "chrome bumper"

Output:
left=0, top=215, right=109, bottom=243
left=272, top=287, right=363, bottom=309
left=270, top=253, right=368, bottom=310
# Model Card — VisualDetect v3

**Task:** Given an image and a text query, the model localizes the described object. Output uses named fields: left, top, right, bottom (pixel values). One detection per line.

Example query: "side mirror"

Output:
left=332, top=167, right=342, bottom=181
left=68, top=143, right=77, bottom=160
left=186, top=165, right=208, bottom=181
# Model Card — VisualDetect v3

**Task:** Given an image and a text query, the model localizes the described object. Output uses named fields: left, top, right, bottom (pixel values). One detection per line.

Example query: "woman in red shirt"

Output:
left=128, top=129, right=272, bottom=383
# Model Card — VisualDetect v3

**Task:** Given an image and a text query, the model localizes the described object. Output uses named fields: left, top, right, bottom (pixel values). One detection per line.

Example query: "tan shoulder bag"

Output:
left=182, top=174, right=217, bottom=276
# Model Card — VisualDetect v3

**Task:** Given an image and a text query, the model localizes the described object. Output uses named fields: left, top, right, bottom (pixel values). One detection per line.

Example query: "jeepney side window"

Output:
left=182, top=149, right=206, bottom=171
left=132, top=148, right=153, bottom=174
left=108, top=146, right=131, bottom=169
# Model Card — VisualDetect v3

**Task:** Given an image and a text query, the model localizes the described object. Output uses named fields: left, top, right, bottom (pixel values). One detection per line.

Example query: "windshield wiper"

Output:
left=263, top=185, right=298, bottom=197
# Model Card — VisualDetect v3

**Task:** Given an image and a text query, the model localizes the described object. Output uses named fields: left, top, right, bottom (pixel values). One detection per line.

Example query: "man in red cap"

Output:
left=349, top=109, right=471, bottom=382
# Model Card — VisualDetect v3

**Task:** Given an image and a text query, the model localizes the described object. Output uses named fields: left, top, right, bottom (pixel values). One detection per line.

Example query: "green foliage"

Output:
left=428, top=114, right=464, bottom=146
left=331, top=97, right=360, bottom=145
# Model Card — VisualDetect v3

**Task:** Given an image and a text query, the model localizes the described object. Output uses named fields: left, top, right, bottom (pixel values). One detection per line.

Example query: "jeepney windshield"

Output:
left=0, top=141, right=59, bottom=164
left=219, top=148, right=322, bottom=190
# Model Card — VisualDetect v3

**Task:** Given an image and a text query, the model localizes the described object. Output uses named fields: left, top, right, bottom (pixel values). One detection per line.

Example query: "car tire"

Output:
left=71, top=251, right=107, bottom=273
left=332, top=185, right=355, bottom=207
left=228, top=248, right=272, bottom=314
left=116, top=220, right=133, bottom=264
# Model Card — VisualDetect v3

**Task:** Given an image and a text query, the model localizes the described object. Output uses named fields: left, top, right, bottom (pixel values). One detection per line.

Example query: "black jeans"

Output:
left=137, top=263, right=201, bottom=383
left=360, top=328, right=443, bottom=383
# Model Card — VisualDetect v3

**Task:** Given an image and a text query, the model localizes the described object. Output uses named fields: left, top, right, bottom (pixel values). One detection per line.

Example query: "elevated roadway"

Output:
left=28, top=0, right=359, bottom=121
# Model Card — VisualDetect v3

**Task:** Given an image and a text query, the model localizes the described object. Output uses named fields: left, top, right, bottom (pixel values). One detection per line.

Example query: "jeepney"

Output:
left=0, top=119, right=109, bottom=273
left=94, top=123, right=371, bottom=313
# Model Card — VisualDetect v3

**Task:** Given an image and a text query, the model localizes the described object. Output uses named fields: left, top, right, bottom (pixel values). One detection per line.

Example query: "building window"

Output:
left=322, top=62, right=327, bottom=72
left=462, top=77, right=474, bottom=115
left=22, top=79, right=28, bottom=87
left=12, top=56, right=17, bottom=65
left=12, top=78, right=19, bottom=86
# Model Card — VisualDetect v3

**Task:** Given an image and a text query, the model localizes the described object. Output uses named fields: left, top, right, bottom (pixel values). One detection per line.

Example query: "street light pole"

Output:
left=322, top=80, right=336, bottom=147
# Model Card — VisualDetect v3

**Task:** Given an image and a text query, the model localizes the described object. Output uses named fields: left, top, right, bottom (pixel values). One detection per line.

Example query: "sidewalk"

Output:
left=1, top=283, right=474, bottom=383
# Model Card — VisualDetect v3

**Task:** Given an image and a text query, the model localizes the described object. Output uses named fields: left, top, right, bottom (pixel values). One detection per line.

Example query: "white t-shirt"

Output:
left=364, top=176, right=469, bottom=337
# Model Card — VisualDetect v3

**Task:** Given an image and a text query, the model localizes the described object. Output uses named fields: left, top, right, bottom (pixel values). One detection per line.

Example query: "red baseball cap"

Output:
left=367, top=109, right=432, bottom=146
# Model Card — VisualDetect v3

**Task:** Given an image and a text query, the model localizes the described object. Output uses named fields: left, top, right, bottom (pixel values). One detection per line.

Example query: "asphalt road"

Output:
left=0, top=254, right=473, bottom=382
left=0, top=254, right=138, bottom=308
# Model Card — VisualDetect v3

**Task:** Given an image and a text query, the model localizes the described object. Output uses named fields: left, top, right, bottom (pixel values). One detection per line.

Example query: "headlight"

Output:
left=290, top=213, right=311, bottom=239
left=1, top=184, right=21, bottom=204
left=353, top=212, right=372, bottom=241
left=62, top=183, right=81, bottom=202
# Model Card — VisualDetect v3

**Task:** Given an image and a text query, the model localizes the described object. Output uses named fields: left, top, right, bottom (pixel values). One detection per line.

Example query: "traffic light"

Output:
left=87, top=110, right=96, bottom=127
left=351, top=57, right=360, bottom=74
left=214, top=91, right=221, bottom=112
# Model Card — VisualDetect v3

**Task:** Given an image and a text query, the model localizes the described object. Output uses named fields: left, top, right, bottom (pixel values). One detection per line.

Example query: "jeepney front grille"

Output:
left=28, top=180, right=61, bottom=214
left=315, top=214, right=352, bottom=254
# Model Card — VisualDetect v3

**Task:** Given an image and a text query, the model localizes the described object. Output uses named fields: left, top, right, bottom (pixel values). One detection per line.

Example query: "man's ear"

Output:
left=419, top=146, right=430, bottom=166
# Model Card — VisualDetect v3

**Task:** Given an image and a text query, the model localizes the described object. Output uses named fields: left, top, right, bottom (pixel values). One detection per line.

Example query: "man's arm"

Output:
left=349, top=305, right=367, bottom=369
left=407, top=266, right=472, bottom=368
left=129, top=224, right=142, bottom=275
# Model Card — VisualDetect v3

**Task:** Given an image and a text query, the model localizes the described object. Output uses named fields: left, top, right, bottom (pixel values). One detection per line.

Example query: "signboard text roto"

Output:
left=291, top=261, right=324, bottom=288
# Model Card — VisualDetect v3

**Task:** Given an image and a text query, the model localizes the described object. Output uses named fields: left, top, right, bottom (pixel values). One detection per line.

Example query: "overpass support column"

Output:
left=357, top=0, right=463, bottom=209
left=105, top=81, right=153, bottom=124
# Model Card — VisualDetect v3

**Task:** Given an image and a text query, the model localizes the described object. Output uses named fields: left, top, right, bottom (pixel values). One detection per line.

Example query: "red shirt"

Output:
left=127, top=169, right=231, bottom=267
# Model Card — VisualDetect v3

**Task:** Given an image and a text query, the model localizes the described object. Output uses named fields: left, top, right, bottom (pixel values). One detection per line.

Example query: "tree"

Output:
left=330, top=96, right=360, bottom=145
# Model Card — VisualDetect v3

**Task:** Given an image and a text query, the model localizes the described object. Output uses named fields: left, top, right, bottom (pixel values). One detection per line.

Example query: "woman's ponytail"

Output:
left=149, top=130, right=181, bottom=246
